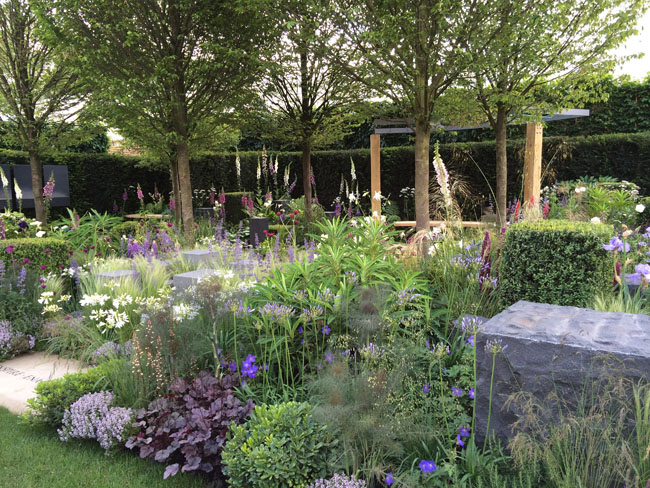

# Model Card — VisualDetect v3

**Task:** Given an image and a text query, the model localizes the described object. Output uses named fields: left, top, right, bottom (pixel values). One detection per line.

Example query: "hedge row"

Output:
left=2, top=131, right=650, bottom=218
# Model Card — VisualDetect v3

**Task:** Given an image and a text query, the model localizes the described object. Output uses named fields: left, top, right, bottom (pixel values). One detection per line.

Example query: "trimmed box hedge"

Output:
left=1, top=237, right=70, bottom=271
left=498, top=220, right=613, bottom=307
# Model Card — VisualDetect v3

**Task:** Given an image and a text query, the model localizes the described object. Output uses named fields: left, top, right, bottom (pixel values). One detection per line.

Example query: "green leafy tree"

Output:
left=468, top=0, right=649, bottom=225
left=332, top=0, right=493, bottom=230
left=0, top=0, right=85, bottom=223
left=36, top=0, right=272, bottom=240
left=257, top=0, right=365, bottom=223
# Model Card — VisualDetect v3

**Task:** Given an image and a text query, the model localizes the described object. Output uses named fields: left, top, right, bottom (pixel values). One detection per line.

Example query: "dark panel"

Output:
left=11, top=165, right=70, bottom=209
left=43, top=165, right=70, bottom=207
left=12, top=165, right=34, bottom=208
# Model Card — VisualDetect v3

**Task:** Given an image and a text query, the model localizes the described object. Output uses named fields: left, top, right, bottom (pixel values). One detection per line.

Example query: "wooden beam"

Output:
left=370, top=134, right=381, bottom=216
left=523, top=122, right=543, bottom=206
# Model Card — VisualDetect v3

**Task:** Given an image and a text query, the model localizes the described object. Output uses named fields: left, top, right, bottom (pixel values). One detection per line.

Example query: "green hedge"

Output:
left=1, top=237, right=70, bottom=271
left=223, top=191, right=251, bottom=224
left=24, top=366, right=110, bottom=427
left=498, top=220, right=613, bottom=307
left=3, top=131, right=650, bottom=219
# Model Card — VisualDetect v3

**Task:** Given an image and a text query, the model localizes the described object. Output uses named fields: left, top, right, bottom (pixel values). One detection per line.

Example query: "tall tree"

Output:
left=332, top=0, right=493, bottom=230
left=0, top=0, right=84, bottom=223
left=36, top=0, right=272, bottom=241
left=258, top=0, right=364, bottom=223
left=469, top=0, right=648, bottom=226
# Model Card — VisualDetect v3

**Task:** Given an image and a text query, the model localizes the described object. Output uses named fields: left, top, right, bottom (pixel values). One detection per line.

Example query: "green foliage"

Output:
left=24, top=366, right=111, bottom=427
left=51, top=209, right=124, bottom=255
left=1, top=237, right=69, bottom=271
left=108, top=221, right=141, bottom=241
left=499, top=220, right=612, bottom=307
left=222, top=402, right=336, bottom=488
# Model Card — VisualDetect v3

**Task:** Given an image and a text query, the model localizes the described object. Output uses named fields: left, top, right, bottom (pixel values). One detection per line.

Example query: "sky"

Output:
left=614, top=9, right=650, bottom=80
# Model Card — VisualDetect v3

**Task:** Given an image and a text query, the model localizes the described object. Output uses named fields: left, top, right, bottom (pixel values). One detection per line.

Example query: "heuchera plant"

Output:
left=125, top=371, right=254, bottom=480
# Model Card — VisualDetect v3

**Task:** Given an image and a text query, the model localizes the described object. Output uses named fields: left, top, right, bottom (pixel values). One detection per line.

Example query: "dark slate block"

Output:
left=182, top=249, right=220, bottom=266
left=97, top=269, right=140, bottom=283
left=173, top=269, right=217, bottom=292
left=11, top=164, right=70, bottom=209
left=475, top=300, right=650, bottom=446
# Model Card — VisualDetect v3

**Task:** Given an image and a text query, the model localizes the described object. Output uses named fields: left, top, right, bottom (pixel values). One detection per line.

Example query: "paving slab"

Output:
left=173, top=268, right=217, bottom=292
left=182, top=249, right=220, bottom=266
left=0, top=352, right=85, bottom=414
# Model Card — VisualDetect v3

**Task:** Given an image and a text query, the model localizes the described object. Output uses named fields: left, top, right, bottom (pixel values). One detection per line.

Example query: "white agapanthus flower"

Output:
left=35, top=230, right=46, bottom=238
left=636, top=204, right=646, bottom=213
left=373, top=191, right=382, bottom=201
left=80, top=294, right=111, bottom=307
left=575, top=186, right=587, bottom=193
left=590, top=216, right=601, bottom=224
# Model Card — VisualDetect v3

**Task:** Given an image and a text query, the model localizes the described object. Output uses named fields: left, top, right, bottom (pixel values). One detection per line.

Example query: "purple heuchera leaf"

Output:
left=126, top=371, right=254, bottom=482
left=163, top=464, right=180, bottom=480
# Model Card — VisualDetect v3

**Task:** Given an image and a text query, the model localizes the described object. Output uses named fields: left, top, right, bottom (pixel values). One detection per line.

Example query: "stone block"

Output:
left=182, top=249, right=220, bottom=266
left=173, top=268, right=217, bottom=292
left=96, top=269, right=140, bottom=283
left=475, top=300, right=650, bottom=445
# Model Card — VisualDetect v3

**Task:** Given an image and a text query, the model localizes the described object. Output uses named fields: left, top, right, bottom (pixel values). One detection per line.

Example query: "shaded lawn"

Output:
left=0, top=407, right=206, bottom=488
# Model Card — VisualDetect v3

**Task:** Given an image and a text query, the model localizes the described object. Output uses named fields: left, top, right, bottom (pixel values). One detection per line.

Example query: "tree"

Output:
left=0, top=0, right=84, bottom=223
left=332, top=0, right=493, bottom=230
left=257, top=0, right=365, bottom=223
left=36, top=0, right=272, bottom=240
left=468, top=0, right=649, bottom=226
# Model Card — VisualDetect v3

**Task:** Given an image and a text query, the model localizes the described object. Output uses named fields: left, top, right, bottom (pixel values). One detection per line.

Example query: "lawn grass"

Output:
left=0, top=407, right=206, bottom=488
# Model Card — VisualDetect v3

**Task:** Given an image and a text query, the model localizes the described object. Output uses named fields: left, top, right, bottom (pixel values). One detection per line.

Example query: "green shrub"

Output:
left=223, top=191, right=250, bottom=224
left=24, top=365, right=111, bottom=427
left=498, top=219, right=613, bottom=307
left=1, top=237, right=70, bottom=271
left=222, top=402, right=336, bottom=488
left=109, top=221, right=141, bottom=241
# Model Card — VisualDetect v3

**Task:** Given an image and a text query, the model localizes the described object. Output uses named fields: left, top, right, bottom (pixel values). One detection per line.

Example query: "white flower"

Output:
left=35, top=230, right=46, bottom=238
left=263, top=199, right=272, bottom=207
left=590, top=217, right=601, bottom=224
left=80, top=294, right=110, bottom=307
left=0, top=167, right=7, bottom=188
left=373, top=191, right=382, bottom=201
left=575, top=186, right=587, bottom=194
left=13, top=179, right=21, bottom=200
left=427, top=244, right=439, bottom=256
left=320, top=234, right=328, bottom=239
left=42, top=304, right=62, bottom=315
left=636, top=204, right=646, bottom=213
left=348, top=193, right=357, bottom=202
left=30, top=221, right=41, bottom=227
left=372, top=210, right=379, bottom=218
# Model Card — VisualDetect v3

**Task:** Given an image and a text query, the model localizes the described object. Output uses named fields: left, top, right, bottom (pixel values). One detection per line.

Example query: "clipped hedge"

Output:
left=24, top=366, right=110, bottom=427
left=1, top=237, right=70, bottom=271
left=498, top=220, right=613, bottom=307
left=3, top=131, right=650, bottom=218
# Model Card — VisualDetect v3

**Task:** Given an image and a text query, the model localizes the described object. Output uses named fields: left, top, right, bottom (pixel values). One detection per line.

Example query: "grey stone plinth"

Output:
left=173, top=268, right=217, bottom=291
left=476, top=300, right=650, bottom=445
left=97, top=269, right=140, bottom=283
left=182, top=249, right=219, bottom=266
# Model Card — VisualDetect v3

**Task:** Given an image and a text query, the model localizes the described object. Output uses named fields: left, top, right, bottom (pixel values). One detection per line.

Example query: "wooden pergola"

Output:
left=369, top=109, right=590, bottom=218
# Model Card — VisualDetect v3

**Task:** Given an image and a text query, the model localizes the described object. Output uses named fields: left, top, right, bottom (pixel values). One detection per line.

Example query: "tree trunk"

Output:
left=28, top=149, right=46, bottom=223
left=176, top=140, right=194, bottom=243
left=170, top=157, right=182, bottom=223
left=494, top=104, right=508, bottom=228
left=301, top=142, right=312, bottom=224
left=414, top=117, right=430, bottom=231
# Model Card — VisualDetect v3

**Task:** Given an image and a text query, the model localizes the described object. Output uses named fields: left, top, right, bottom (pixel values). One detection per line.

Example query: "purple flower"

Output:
left=451, top=386, right=463, bottom=397
left=385, top=472, right=394, bottom=486
left=469, top=388, right=475, bottom=399
left=322, top=325, right=330, bottom=335
left=459, top=426, right=470, bottom=437
left=419, top=459, right=436, bottom=474
left=457, top=434, right=465, bottom=447
left=228, top=361, right=237, bottom=372
left=423, top=383, right=430, bottom=394
left=603, top=236, right=630, bottom=252
left=325, top=352, right=334, bottom=363
left=467, top=335, right=474, bottom=346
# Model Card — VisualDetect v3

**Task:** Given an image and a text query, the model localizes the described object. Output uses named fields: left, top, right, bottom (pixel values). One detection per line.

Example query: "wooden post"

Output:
left=370, top=134, right=381, bottom=217
left=523, top=122, right=543, bottom=206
